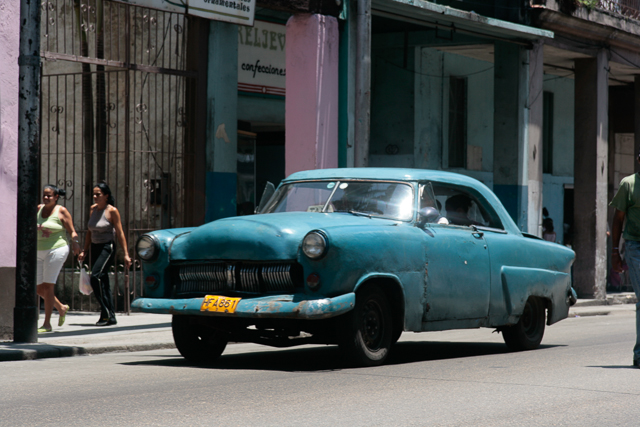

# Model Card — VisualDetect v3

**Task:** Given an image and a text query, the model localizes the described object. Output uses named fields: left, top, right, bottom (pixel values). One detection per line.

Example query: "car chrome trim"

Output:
left=171, top=261, right=302, bottom=296
left=131, top=292, right=356, bottom=319
left=136, top=234, right=160, bottom=262
left=474, top=225, right=508, bottom=234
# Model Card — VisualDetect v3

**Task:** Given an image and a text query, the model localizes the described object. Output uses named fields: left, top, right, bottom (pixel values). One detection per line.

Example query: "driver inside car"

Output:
left=445, top=194, right=475, bottom=226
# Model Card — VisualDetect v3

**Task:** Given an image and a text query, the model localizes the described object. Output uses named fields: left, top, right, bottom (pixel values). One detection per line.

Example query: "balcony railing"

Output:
left=598, top=0, right=640, bottom=20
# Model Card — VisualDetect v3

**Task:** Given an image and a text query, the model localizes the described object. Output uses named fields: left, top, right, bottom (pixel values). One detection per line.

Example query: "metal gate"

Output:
left=39, top=0, right=196, bottom=312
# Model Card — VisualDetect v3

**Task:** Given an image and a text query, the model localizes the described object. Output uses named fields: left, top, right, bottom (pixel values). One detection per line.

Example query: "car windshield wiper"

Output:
left=348, top=210, right=372, bottom=218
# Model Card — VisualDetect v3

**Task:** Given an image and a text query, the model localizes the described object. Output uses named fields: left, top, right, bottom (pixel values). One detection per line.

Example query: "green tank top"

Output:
left=37, top=205, right=69, bottom=251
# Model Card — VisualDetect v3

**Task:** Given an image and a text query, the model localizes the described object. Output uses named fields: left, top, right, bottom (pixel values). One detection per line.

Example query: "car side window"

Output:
left=431, top=184, right=503, bottom=229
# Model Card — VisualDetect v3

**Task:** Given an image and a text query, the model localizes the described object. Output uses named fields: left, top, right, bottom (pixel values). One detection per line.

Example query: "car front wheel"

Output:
left=339, top=286, right=393, bottom=366
left=501, top=297, right=546, bottom=351
left=172, top=315, right=229, bottom=363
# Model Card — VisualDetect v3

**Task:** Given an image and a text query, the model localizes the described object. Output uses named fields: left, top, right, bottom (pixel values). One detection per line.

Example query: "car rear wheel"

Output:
left=501, top=297, right=546, bottom=351
left=339, top=286, right=393, bottom=366
left=172, top=315, right=229, bottom=363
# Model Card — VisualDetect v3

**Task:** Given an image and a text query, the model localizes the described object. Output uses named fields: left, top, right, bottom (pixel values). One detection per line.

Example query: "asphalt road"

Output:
left=2, top=309, right=639, bottom=427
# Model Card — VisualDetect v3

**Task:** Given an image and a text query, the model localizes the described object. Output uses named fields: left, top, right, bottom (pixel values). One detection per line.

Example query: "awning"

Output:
left=372, top=0, right=554, bottom=45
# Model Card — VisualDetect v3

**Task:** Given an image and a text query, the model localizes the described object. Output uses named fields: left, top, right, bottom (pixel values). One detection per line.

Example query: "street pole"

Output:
left=14, top=0, right=42, bottom=343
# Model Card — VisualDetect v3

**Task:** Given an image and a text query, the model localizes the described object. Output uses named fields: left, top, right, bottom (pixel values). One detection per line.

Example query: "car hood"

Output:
left=169, top=212, right=402, bottom=261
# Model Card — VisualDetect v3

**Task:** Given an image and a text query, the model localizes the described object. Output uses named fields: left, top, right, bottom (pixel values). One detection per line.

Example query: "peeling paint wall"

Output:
left=371, top=45, right=494, bottom=172
left=444, top=50, right=494, bottom=172
left=0, top=1, right=19, bottom=268
left=370, top=47, right=415, bottom=167
left=543, top=75, right=574, bottom=177
left=0, top=0, right=19, bottom=339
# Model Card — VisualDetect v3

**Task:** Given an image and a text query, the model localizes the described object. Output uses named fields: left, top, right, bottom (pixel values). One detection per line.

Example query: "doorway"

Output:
left=237, top=121, right=285, bottom=215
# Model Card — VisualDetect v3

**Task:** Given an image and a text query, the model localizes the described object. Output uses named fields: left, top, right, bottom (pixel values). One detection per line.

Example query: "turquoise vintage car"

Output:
left=132, top=168, right=576, bottom=366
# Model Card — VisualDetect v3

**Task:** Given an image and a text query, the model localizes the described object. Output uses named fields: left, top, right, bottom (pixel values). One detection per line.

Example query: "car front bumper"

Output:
left=131, top=293, right=356, bottom=320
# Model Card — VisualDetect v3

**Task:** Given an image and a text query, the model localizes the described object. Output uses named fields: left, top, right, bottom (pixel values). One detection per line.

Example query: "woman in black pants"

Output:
left=78, top=183, right=131, bottom=326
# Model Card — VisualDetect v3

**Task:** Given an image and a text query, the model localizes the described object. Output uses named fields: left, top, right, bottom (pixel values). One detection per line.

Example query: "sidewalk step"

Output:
left=574, top=293, right=637, bottom=307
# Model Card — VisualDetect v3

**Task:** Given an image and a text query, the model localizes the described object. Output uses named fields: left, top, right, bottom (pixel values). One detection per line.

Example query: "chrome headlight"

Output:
left=302, top=231, right=327, bottom=259
left=136, top=234, right=159, bottom=261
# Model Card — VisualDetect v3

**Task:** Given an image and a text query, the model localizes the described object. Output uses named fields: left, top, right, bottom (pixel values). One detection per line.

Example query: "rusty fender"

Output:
left=131, top=293, right=356, bottom=319
left=500, top=266, right=571, bottom=325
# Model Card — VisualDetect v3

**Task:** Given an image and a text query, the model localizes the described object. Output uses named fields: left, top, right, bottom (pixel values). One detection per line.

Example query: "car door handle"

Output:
left=471, top=225, right=484, bottom=238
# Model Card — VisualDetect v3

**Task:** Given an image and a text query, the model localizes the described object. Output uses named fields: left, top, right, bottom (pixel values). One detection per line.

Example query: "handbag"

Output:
left=79, top=261, right=93, bottom=295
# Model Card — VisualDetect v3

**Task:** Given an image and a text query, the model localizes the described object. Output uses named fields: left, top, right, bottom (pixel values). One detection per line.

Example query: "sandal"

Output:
left=37, top=326, right=52, bottom=333
left=58, top=304, right=70, bottom=327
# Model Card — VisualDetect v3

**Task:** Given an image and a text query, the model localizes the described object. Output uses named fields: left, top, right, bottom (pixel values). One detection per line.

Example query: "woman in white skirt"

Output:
left=36, top=184, right=81, bottom=332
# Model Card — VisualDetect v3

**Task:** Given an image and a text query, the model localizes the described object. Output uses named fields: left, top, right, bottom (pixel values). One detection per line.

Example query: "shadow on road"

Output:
left=122, top=340, right=559, bottom=371
left=388, top=341, right=510, bottom=365
left=587, top=365, right=639, bottom=370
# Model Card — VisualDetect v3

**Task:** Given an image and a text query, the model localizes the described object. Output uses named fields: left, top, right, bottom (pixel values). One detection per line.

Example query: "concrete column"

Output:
left=184, top=17, right=209, bottom=226
left=573, top=52, right=609, bottom=299
left=414, top=47, right=444, bottom=170
left=285, top=14, right=339, bottom=176
left=493, top=42, right=528, bottom=229
left=527, top=41, right=544, bottom=237
left=205, top=21, right=238, bottom=222
left=635, top=75, right=640, bottom=174
left=354, top=0, right=371, bottom=167
left=338, top=0, right=357, bottom=168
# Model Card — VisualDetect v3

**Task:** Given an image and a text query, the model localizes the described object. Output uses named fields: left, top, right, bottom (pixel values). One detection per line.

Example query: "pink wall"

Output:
left=0, top=2, right=19, bottom=268
left=285, top=14, right=339, bottom=177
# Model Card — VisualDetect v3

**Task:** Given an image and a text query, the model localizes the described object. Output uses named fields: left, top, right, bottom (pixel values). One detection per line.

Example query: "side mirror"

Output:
left=418, top=207, right=440, bottom=227
left=255, top=181, right=276, bottom=214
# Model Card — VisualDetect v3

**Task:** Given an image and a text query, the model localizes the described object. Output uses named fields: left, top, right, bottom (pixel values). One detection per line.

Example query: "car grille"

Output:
left=170, top=261, right=303, bottom=296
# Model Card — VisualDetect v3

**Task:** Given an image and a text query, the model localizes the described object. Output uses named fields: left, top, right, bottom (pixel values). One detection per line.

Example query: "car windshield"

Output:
left=261, top=180, right=415, bottom=221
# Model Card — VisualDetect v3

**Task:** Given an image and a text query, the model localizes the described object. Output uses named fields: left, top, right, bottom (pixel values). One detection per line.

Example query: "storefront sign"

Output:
left=237, top=20, right=286, bottom=96
left=119, top=0, right=256, bottom=26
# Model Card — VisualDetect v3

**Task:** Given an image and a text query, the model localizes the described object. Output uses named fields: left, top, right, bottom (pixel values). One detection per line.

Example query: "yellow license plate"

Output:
left=200, top=295, right=241, bottom=313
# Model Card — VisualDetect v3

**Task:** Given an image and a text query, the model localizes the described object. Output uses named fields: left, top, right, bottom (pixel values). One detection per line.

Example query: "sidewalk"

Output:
left=0, top=293, right=637, bottom=362
left=0, top=311, right=174, bottom=362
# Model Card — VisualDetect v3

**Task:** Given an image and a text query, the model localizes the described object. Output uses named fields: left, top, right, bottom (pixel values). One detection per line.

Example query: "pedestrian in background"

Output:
left=37, top=184, right=80, bottom=332
left=78, top=182, right=131, bottom=326
left=611, top=150, right=640, bottom=369
left=542, top=217, right=557, bottom=243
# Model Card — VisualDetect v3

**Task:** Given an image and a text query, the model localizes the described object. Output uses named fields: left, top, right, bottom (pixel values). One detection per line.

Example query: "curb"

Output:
left=0, top=342, right=175, bottom=362
left=573, top=294, right=637, bottom=307
left=567, top=310, right=612, bottom=318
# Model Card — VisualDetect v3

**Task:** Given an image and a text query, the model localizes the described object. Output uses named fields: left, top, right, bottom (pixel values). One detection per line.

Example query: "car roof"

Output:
left=284, top=168, right=482, bottom=186
left=284, top=168, right=521, bottom=235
